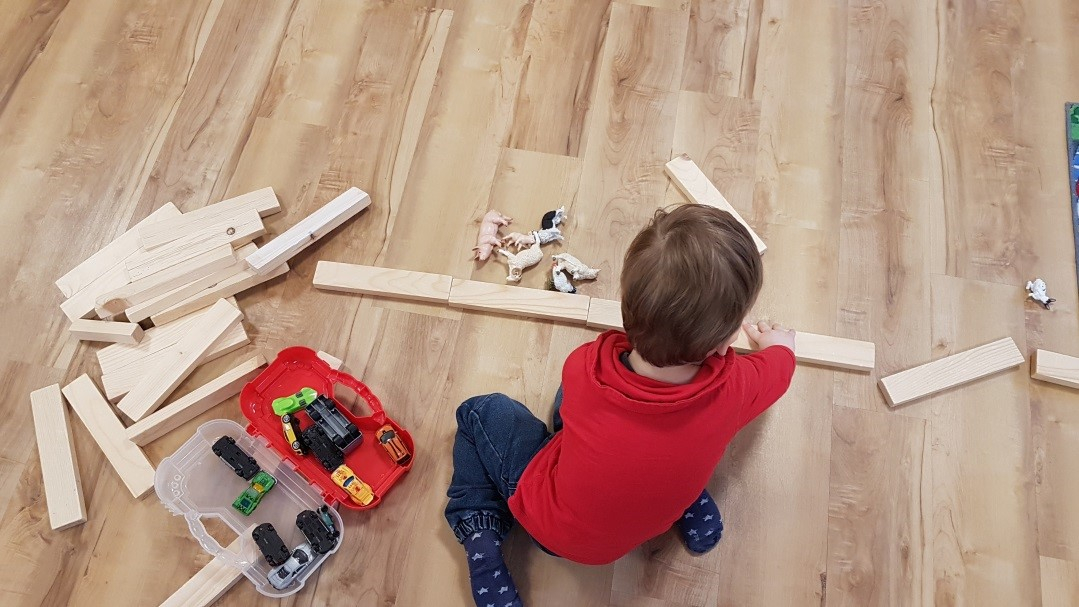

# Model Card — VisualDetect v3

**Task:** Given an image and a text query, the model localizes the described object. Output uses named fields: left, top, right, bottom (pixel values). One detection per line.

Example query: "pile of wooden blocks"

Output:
left=33, top=185, right=372, bottom=533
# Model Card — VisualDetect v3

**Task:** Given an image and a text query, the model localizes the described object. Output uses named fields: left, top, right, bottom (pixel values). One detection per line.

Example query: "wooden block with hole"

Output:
left=30, top=385, right=87, bottom=530
left=313, top=261, right=452, bottom=303
left=1031, top=349, right=1079, bottom=390
left=665, top=154, right=767, bottom=254
left=68, top=319, right=144, bottom=344
left=878, top=337, right=1024, bottom=407
left=139, top=187, right=281, bottom=249
left=125, top=210, right=264, bottom=281
left=245, top=187, right=372, bottom=275
left=448, top=279, right=590, bottom=324
left=61, top=375, right=156, bottom=499
left=117, top=299, right=244, bottom=421
left=94, top=244, right=237, bottom=317
left=126, top=355, right=266, bottom=446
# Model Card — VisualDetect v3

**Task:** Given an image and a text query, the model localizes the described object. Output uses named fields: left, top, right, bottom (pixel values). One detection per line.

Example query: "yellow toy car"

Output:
left=330, top=464, right=374, bottom=506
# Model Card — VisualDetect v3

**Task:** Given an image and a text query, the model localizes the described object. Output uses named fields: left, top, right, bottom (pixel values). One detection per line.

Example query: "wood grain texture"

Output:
left=586, top=297, right=623, bottom=331
left=665, top=154, right=766, bottom=253
left=30, top=384, right=86, bottom=530
left=67, top=319, right=143, bottom=345
left=159, top=533, right=249, bottom=607
left=1041, top=557, right=1079, bottom=607
left=124, top=209, right=263, bottom=281
left=138, top=187, right=281, bottom=248
left=94, top=244, right=236, bottom=317
left=448, top=279, right=591, bottom=324
left=1031, top=350, right=1079, bottom=390
left=149, top=258, right=289, bottom=326
left=313, top=261, right=453, bottom=303
left=879, top=337, right=1024, bottom=407
left=681, top=0, right=751, bottom=96
left=61, top=375, right=155, bottom=499
left=97, top=300, right=240, bottom=375
left=125, top=354, right=266, bottom=446
left=117, top=298, right=242, bottom=421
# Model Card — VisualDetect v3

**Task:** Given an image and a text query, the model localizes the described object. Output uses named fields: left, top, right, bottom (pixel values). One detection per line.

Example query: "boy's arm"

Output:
left=737, top=322, right=797, bottom=424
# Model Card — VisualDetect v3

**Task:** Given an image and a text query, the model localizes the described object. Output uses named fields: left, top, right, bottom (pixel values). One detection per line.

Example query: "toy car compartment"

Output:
left=239, top=346, right=415, bottom=511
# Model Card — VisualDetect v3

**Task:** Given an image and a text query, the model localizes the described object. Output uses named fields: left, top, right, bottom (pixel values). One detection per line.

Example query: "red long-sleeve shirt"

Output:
left=507, top=330, right=795, bottom=565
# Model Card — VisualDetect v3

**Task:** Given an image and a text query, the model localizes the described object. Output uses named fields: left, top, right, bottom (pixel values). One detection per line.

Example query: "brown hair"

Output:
left=620, top=204, right=763, bottom=366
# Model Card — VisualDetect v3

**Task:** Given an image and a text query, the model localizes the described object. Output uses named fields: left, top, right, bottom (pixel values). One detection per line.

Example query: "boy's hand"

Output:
left=743, top=321, right=796, bottom=354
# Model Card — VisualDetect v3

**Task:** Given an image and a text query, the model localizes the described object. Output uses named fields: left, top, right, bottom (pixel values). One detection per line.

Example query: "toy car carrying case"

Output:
left=155, top=346, right=415, bottom=597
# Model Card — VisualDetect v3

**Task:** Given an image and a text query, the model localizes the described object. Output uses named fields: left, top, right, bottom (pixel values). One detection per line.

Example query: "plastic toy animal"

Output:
left=497, top=234, right=543, bottom=282
left=552, top=253, right=600, bottom=281
left=549, top=263, right=576, bottom=293
left=503, top=226, right=563, bottom=250
left=541, top=206, right=567, bottom=230
left=1026, top=278, right=1055, bottom=310
left=473, top=210, right=513, bottom=261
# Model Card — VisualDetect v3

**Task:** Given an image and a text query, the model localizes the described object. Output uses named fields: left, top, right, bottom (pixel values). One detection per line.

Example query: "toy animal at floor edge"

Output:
left=552, top=253, right=600, bottom=281
left=541, top=206, right=567, bottom=230
left=1026, top=278, right=1055, bottom=310
left=473, top=210, right=512, bottom=261
left=549, top=263, right=576, bottom=293
left=502, top=226, right=563, bottom=250
left=498, top=234, right=543, bottom=282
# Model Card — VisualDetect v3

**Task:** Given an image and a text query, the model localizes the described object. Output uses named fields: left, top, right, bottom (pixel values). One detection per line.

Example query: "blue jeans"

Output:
left=445, top=389, right=563, bottom=543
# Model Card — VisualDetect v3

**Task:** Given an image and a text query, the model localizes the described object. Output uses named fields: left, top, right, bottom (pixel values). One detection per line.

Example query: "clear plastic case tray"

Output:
left=155, top=419, right=344, bottom=597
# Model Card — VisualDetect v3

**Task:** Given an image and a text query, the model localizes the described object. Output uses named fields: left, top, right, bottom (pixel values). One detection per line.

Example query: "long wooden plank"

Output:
left=117, top=299, right=243, bottom=421
left=159, top=533, right=247, bottom=607
left=447, top=279, right=590, bottom=324
left=245, top=187, right=371, bottom=275
left=312, top=261, right=452, bottom=303
left=878, top=337, right=1025, bottom=407
left=1031, top=349, right=1079, bottom=390
left=149, top=260, right=289, bottom=326
left=125, top=209, right=263, bottom=280
left=30, top=385, right=87, bottom=530
left=61, top=375, right=156, bottom=499
left=95, top=245, right=237, bottom=317
left=102, top=323, right=250, bottom=402
left=55, top=203, right=181, bottom=298
left=665, top=154, right=767, bottom=254
left=126, top=355, right=266, bottom=446
left=138, top=187, right=280, bottom=249
left=68, top=319, right=144, bottom=345
left=97, top=299, right=240, bottom=374
left=586, top=298, right=623, bottom=331
left=124, top=262, right=244, bottom=324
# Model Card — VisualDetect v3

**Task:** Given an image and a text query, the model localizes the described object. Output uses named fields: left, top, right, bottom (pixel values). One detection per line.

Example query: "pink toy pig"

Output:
left=473, top=210, right=513, bottom=261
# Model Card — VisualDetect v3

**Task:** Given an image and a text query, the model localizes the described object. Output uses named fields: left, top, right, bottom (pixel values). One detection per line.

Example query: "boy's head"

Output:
left=620, top=204, right=763, bottom=367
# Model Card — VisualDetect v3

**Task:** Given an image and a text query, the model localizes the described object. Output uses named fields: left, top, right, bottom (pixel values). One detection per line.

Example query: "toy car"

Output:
left=252, top=523, right=290, bottom=566
left=232, top=471, right=276, bottom=515
left=212, top=436, right=259, bottom=480
left=296, top=509, right=339, bottom=554
left=268, top=542, right=315, bottom=590
left=281, top=413, right=307, bottom=456
left=301, top=424, right=343, bottom=471
left=316, top=505, right=336, bottom=534
left=331, top=464, right=375, bottom=506
left=376, top=424, right=411, bottom=465
left=272, top=387, right=318, bottom=416
left=306, top=395, right=363, bottom=454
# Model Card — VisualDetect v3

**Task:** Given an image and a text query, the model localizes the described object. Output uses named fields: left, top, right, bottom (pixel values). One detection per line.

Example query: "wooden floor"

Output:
left=2, top=0, right=1079, bottom=605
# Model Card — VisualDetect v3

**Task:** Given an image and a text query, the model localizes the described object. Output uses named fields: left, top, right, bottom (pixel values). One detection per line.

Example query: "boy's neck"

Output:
left=627, top=350, right=701, bottom=385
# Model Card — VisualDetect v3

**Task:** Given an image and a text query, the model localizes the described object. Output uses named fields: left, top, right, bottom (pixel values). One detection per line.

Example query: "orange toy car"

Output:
left=376, top=424, right=412, bottom=465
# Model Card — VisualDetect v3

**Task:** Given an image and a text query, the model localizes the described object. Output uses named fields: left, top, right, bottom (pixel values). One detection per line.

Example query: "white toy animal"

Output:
left=550, top=263, right=576, bottom=294
left=552, top=253, right=600, bottom=281
left=473, top=210, right=513, bottom=261
left=541, top=206, right=568, bottom=229
left=1026, top=278, right=1055, bottom=310
left=503, top=226, right=563, bottom=251
left=497, top=233, right=543, bottom=282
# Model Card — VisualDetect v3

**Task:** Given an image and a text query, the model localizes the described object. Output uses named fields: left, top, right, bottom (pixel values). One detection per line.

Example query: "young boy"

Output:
left=445, top=204, right=796, bottom=606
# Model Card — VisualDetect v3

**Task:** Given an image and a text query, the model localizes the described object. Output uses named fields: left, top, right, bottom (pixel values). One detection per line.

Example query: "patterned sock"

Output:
left=463, top=530, right=523, bottom=607
left=677, top=489, right=724, bottom=554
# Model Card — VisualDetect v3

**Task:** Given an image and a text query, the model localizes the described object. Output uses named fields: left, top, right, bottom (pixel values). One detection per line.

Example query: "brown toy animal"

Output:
left=473, top=210, right=513, bottom=261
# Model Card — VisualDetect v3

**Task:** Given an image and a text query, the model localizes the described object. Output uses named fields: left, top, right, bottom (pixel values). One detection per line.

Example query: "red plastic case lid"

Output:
left=240, top=346, right=414, bottom=510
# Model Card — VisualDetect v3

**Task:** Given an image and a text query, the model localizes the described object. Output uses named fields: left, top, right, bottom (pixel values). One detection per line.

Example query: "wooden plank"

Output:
left=138, top=187, right=281, bottom=249
left=97, top=299, right=241, bottom=375
left=312, top=261, right=452, bottom=303
left=102, top=323, right=250, bottom=402
left=126, top=355, right=266, bottom=446
left=316, top=351, right=345, bottom=371
left=55, top=203, right=181, bottom=298
left=30, top=385, right=87, bottom=531
left=125, top=209, right=263, bottom=280
left=586, top=298, right=624, bottom=331
left=1031, top=349, right=1079, bottom=390
left=61, top=375, right=156, bottom=499
left=1041, top=556, right=1079, bottom=607
left=149, top=260, right=289, bottom=326
left=159, top=533, right=247, bottom=607
left=94, top=245, right=237, bottom=317
left=664, top=154, right=767, bottom=254
left=68, top=319, right=144, bottom=345
left=244, top=187, right=372, bottom=275
left=124, top=262, right=244, bottom=324
left=117, top=299, right=244, bottom=422
left=878, top=337, right=1025, bottom=407
left=447, top=279, right=590, bottom=324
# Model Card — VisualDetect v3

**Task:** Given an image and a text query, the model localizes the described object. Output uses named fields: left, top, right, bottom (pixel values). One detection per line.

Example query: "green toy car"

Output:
left=272, top=387, right=318, bottom=416
left=233, top=471, right=277, bottom=515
